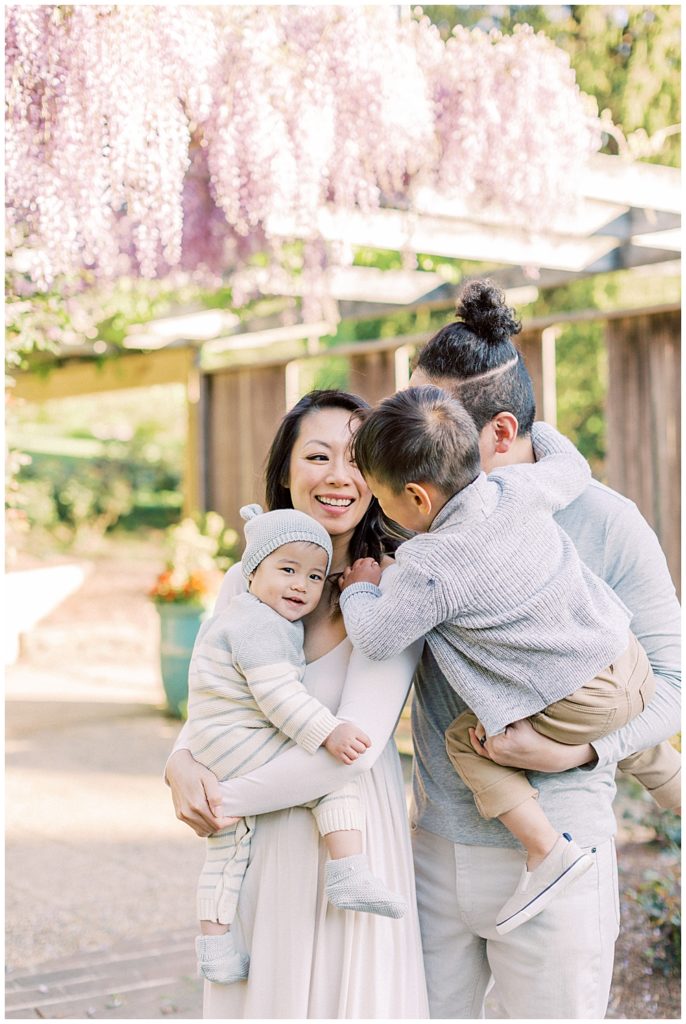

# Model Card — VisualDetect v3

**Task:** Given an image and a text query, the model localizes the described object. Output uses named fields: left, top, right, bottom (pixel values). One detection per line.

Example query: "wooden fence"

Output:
left=605, top=307, right=681, bottom=588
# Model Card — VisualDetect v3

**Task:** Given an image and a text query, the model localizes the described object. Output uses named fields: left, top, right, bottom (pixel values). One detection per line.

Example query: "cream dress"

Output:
left=197, top=564, right=429, bottom=1019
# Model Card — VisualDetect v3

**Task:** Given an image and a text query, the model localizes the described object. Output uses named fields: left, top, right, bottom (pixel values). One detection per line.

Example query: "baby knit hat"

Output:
left=240, top=504, right=333, bottom=578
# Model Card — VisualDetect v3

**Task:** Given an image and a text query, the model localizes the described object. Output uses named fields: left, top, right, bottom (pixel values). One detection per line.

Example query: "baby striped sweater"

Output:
left=340, top=422, right=632, bottom=737
left=186, top=592, right=341, bottom=779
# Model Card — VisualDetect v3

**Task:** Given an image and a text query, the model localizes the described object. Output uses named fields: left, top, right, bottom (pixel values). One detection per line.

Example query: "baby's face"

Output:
left=249, top=541, right=328, bottom=622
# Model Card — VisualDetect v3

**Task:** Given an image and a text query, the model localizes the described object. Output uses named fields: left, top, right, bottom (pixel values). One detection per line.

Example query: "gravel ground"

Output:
left=6, top=534, right=681, bottom=1017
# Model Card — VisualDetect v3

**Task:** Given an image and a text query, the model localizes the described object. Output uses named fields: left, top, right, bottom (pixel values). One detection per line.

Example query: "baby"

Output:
left=339, top=386, right=680, bottom=934
left=187, top=503, right=406, bottom=985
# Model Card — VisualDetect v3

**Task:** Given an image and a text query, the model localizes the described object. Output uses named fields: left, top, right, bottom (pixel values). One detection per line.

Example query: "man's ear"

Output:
left=491, top=412, right=519, bottom=453
left=405, top=482, right=433, bottom=516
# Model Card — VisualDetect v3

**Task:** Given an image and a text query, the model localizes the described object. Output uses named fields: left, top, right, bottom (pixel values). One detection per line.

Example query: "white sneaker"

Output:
left=496, top=833, right=593, bottom=935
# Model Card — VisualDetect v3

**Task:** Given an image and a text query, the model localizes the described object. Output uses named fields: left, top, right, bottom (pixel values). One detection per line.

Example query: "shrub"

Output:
left=632, top=864, right=681, bottom=976
left=149, top=513, right=240, bottom=608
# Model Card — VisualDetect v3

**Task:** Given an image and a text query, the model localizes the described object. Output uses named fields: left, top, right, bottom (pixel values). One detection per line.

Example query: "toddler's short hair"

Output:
left=352, top=386, right=481, bottom=496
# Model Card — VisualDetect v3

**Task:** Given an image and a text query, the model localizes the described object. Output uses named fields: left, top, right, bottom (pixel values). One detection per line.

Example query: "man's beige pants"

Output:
left=445, top=632, right=681, bottom=818
left=412, top=824, right=619, bottom=1018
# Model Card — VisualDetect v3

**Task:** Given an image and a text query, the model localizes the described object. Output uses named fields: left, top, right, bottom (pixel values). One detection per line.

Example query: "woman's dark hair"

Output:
left=353, top=387, right=481, bottom=497
left=264, top=389, right=397, bottom=567
left=415, top=279, right=536, bottom=434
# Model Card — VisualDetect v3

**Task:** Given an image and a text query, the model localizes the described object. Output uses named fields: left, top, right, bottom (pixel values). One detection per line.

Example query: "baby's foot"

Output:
left=496, top=833, right=593, bottom=935
left=195, top=931, right=249, bottom=984
left=325, top=853, right=406, bottom=918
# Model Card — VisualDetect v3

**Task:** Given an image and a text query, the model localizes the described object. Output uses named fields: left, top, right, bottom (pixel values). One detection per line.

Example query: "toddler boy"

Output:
left=339, top=387, right=680, bottom=934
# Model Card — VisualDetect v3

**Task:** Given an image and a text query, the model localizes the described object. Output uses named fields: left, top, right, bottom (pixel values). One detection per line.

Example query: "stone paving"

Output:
left=5, top=544, right=205, bottom=1019
left=5, top=929, right=201, bottom=1020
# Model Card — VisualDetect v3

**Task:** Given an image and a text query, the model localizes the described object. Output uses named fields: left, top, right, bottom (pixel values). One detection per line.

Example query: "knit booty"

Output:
left=325, top=854, right=407, bottom=918
left=195, top=931, right=249, bottom=984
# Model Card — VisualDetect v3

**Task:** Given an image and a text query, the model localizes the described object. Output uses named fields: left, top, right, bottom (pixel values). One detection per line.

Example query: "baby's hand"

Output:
left=324, top=722, right=372, bottom=765
left=339, top=557, right=382, bottom=591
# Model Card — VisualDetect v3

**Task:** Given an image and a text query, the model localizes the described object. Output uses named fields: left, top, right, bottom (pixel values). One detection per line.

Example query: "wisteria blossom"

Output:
left=5, top=5, right=600, bottom=290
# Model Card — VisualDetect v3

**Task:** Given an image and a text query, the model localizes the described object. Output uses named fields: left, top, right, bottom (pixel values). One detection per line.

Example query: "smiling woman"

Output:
left=166, top=388, right=427, bottom=1018
left=289, top=412, right=368, bottom=534
left=264, top=390, right=394, bottom=575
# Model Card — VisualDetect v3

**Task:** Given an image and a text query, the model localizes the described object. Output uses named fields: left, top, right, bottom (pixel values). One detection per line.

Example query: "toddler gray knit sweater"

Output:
left=340, top=423, right=632, bottom=736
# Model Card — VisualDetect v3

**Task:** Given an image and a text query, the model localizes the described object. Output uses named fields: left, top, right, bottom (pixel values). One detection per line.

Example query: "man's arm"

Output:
left=497, top=421, right=591, bottom=513
left=487, top=486, right=681, bottom=773
left=583, top=495, right=680, bottom=768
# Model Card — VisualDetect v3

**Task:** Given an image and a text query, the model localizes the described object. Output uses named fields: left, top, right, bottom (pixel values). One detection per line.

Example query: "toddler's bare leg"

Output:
left=323, top=829, right=363, bottom=859
left=200, top=920, right=229, bottom=936
left=445, top=710, right=594, bottom=934
left=499, top=798, right=561, bottom=869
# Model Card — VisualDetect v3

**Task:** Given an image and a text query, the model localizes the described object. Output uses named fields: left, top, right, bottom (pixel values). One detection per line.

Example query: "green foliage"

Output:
left=632, top=865, right=681, bottom=975
left=6, top=274, right=184, bottom=372
left=635, top=799, right=682, bottom=852
left=5, top=269, right=274, bottom=377
left=421, top=5, right=681, bottom=165
left=353, top=247, right=405, bottom=271
left=16, top=449, right=135, bottom=545
left=555, top=323, right=607, bottom=475
left=9, top=386, right=188, bottom=549
left=524, top=279, right=610, bottom=475
left=193, top=511, right=241, bottom=574
left=305, top=357, right=351, bottom=394
left=618, top=770, right=681, bottom=977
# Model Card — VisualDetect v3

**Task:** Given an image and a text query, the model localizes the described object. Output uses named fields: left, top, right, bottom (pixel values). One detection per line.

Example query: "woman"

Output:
left=166, top=390, right=429, bottom=1019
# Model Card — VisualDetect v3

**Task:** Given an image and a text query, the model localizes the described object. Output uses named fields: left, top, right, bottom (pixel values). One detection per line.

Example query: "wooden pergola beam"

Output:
left=12, top=347, right=195, bottom=402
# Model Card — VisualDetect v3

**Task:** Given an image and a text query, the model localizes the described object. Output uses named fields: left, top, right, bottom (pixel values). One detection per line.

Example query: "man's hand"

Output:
left=324, top=722, right=372, bottom=765
left=166, top=748, right=240, bottom=837
left=468, top=718, right=597, bottom=773
left=339, top=557, right=382, bottom=592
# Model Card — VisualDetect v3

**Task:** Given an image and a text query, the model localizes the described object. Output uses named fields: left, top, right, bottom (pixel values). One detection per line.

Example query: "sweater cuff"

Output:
left=584, top=735, right=615, bottom=772
left=531, top=421, right=568, bottom=460
left=340, top=581, right=382, bottom=607
left=299, top=708, right=341, bottom=755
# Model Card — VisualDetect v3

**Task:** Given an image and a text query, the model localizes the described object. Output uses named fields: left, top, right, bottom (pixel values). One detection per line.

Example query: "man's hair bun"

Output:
left=456, top=280, right=521, bottom=346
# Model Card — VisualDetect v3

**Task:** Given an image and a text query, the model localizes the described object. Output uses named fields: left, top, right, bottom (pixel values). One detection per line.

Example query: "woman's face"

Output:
left=287, top=407, right=373, bottom=541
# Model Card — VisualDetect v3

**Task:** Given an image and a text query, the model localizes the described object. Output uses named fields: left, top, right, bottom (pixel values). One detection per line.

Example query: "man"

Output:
left=407, top=281, right=680, bottom=1018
